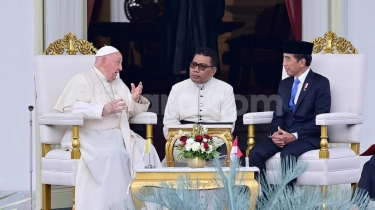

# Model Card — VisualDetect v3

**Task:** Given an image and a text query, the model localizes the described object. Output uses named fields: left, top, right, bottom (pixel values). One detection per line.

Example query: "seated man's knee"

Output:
left=280, top=149, right=297, bottom=159
left=248, top=146, right=263, bottom=159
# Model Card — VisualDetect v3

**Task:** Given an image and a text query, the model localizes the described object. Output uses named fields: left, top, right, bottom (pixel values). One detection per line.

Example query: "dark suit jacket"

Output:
left=270, top=70, right=331, bottom=148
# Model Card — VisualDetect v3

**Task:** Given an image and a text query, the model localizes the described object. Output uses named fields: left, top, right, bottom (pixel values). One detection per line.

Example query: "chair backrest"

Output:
left=282, top=54, right=367, bottom=143
left=35, top=55, right=96, bottom=144
left=35, top=55, right=96, bottom=115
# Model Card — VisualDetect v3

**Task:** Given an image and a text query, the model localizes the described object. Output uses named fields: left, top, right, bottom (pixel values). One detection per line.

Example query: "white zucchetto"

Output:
left=95, top=46, right=119, bottom=57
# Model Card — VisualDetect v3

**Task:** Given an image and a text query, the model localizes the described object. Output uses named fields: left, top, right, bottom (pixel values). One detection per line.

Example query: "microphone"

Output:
left=28, top=105, right=34, bottom=210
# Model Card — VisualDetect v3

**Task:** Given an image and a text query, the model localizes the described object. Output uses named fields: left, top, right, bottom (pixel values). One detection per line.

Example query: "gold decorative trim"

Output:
left=351, top=143, right=360, bottom=155
left=166, top=128, right=233, bottom=167
left=71, top=125, right=81, bottom=159
left=319, top=125, right=329, bottom=159
left=146, top=124, right=154, bottom=145
left=42, top=143, right=51, bottom=157
left=311, top=31, right=358, bottom=54
left=246, top=124, right=255, bottom=157
left=43, top=32, right=98, bottom=55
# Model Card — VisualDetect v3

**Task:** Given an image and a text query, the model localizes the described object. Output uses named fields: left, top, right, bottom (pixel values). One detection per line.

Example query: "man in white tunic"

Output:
left=163, top=47, right=237, bottom=166
left=54, top=46, right=162, bottom=210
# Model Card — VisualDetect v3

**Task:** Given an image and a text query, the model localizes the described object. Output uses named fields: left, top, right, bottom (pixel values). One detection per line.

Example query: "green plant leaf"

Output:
left=0, top=192, right=17, bottom=201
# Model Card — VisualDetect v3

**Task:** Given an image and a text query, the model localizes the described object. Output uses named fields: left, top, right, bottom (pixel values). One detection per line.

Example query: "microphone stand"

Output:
left=28, top=106, right=34, bottom=210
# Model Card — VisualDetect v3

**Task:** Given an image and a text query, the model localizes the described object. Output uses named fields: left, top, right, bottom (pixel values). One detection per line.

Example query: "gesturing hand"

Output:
left=102, top=99, right=127, bottom=116
left=131, top=82, right=143, bottom=102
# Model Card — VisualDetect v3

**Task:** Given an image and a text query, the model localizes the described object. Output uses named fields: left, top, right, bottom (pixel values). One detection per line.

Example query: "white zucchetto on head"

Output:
left=95, top=46, right=119, bottom=57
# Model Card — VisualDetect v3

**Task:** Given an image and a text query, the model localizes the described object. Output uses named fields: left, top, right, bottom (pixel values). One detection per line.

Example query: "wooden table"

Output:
left=130, top=167, right=260, bottom=209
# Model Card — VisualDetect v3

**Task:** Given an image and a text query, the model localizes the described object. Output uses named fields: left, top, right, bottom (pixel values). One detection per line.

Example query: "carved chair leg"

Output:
left=72, top=186, right=76, bottom=210
left=146, top=124, right=153, bottom=145
left=42, top=184, right=51, bottom=210
left=246, top=124, right=255, bottom=157
left=321, top=185, right=327, bottom=210
left=351, top=182, right=358, bottom=197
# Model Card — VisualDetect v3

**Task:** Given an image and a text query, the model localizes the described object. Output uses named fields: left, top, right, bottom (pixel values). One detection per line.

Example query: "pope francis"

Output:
left=54, top=46, right=161, bottom=210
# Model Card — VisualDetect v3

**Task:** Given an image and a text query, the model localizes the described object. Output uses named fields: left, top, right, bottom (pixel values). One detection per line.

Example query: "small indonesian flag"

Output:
left=230, top=136, right=243, bottom=161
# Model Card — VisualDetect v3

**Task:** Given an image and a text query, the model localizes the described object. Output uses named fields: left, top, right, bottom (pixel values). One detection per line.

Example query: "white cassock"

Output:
left=55, top=67, right=161, bottom=210
left=162, top=77, right=237, bottom=167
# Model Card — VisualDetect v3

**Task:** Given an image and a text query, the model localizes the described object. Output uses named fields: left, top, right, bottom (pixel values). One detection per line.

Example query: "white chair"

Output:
left=35, top=33, right=157, bottom=210
left=243, top=32, right=366, bottom=190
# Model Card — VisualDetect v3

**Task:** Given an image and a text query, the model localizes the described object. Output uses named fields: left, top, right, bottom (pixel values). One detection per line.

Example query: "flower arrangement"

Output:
left=175, top=125, right=220, bottom=162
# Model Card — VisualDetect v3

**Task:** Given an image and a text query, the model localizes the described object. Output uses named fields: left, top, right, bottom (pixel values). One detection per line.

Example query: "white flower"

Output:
left=191, top=142, right=201, bottom=152
left=185, top=144, right=192, bottom=151
left=203, top=138, right=207, bottom=142
left=178, top=130, right=184, bottom=136
left=208, top=145, right=213, bottom=153
left=200, top=143, right=205, bottom=152
left=186, top=138, right=195, bottom=144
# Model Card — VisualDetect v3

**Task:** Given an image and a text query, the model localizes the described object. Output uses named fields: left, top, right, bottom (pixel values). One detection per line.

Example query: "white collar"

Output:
left=295, top=67, right=310, bottom=84
left=193, top=77, right=214, bottom=88
left=93, top=66, right=110, bottom=83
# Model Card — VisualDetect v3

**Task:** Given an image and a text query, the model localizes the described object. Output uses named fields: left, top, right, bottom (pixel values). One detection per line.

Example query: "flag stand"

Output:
left=144, top=137, right=155, bottom=169
left=145, top=153, right=155, bottom=169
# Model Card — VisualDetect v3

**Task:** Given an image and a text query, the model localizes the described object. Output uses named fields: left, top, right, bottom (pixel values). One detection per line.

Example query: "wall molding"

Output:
left=328, top=0, right=339, bottom=33
left=302, top=0, right=329, bottom=41
left=338, top=0, right=349, bottom=38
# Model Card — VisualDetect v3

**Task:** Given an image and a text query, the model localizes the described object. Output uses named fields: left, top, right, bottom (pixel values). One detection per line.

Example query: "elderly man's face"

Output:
left=105, top=52, right=123, bottom=82
left=189, top=54, right=216, bottom=84
left=283, top=53, right=306, bottom=77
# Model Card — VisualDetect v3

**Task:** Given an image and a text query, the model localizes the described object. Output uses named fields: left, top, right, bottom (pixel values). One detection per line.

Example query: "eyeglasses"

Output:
left=190, top=61, right=212, bottom=71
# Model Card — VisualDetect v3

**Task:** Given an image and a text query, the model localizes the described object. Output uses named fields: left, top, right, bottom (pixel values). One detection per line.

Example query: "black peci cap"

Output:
left=283, top=40, right=314, bottom=55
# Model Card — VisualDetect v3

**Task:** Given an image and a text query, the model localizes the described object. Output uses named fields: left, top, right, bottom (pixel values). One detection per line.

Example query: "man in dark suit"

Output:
left=249, top=40, right=331, bottom=183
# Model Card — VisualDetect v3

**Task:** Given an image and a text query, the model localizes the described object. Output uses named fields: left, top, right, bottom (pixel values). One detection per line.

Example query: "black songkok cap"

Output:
left=283, top=40, right=314, bottom=55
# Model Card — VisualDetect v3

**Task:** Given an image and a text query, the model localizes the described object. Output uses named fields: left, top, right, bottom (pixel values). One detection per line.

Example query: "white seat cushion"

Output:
left=41, top=149, right=79, bottom=186
left=129, top=112, right=157, bottom=124
left=265, top=147, right=361, bottom=185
